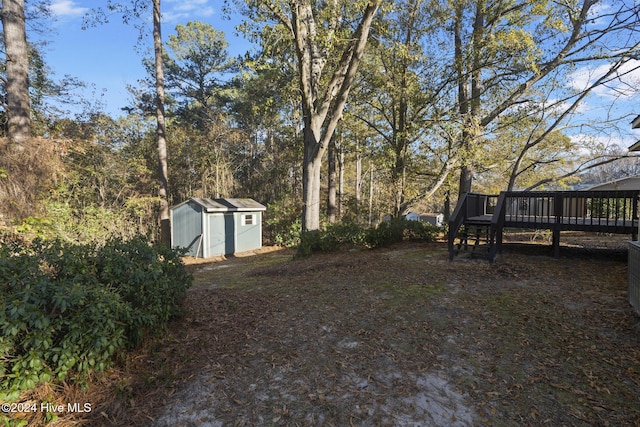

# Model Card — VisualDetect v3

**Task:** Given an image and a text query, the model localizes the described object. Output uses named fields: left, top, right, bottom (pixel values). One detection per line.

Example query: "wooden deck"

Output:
left=448, top=190, right=640, bottom=260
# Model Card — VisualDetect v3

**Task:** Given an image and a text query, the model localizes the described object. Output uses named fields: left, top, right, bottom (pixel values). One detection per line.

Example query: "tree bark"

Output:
left=301, top=126, right=323, bottom=231
left=368, top=160, right=375, bottom=226
left=327, top=136, right=337, bottom=223
left=338, top=140, right=344, bottom=218
left=293, top=1, right=380, bottom=232
left=1, top=0, right=31, bottom=148
left=355, top=138, right=362, bottom=216
left=153, top=0, right=170, bottom=245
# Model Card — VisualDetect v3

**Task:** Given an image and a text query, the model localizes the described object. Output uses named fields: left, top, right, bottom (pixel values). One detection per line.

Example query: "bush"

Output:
left=0, top=235, right=192, bottom=401
left=97, top=235, right=192, bottom=347
left=0, top=240, right=125, bottom=401
left=263, top=200, right=302, bottom=248
left=402, top=218, right=439, bottom=241
left=297, top=219, right=439, bottom=257
left=297, top=222, right=363, bottom=256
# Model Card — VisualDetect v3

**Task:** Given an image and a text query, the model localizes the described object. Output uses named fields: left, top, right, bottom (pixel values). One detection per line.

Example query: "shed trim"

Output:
left=173, top=197, right=266, bottom=213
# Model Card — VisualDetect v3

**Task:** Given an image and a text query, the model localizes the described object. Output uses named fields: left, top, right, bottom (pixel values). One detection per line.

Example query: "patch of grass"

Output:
left=188, top=251, right=294, bottom=290
left=373, top=282, right=446, bottom=307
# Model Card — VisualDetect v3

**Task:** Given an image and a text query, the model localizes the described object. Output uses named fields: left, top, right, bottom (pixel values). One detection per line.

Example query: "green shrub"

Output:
left=297, top=219, right=439, bottom=257
left=0, top=235, right=192, bottom=401
left=264, top=200, right=302, bottom=248
left=402, top=219, right=439, bottom=241
left=364, top=219, right=405, bottom=248
left=97, top=236, right=192, bottom=347
left=324, top=222, right=367, bottom=248
left=0, top=240, right=126, bottom=401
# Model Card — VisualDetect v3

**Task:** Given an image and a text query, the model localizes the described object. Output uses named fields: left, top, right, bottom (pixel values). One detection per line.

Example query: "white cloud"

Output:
left=570, top=132, right=631, bottom=150
left=163, top=0, right=216, bottom=23
left=50, top=0, right=87, bottom=17
left=568, top=60, right=640, bottom=100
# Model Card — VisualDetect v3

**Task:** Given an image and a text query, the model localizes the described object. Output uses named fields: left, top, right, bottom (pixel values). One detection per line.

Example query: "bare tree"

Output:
left=451, top=0, right=640, bottom=196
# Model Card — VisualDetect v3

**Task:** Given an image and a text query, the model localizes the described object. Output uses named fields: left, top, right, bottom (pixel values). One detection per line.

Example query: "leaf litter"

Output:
left=78, top=237, right=640, bottom=426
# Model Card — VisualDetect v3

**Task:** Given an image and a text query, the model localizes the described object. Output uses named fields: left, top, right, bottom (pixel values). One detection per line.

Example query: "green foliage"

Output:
left=0, top=235, right=192, bottom=400
left=264, top=200, right=302, bottom=248
left=97, top=235, right=192, bottom=347
left=297, top=219, right=438, bottom=257
left=364, top=219, right=406, bottom=248
left=0, top=240, right=124, bottom=401
left=402, top=218, right=440, bottom=241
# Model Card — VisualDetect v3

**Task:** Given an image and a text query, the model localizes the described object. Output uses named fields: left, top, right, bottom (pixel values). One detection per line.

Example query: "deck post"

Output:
left=489, top=192, right=507, bottom=261
left=634, top=193, right=639, bottom=241
left=553, top=193, right=563, bottom=258
left=552, top=228, right=560, bottom=258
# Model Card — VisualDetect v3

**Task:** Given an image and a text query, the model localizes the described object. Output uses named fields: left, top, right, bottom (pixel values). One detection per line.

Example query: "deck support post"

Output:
left=552, top=193, right=563, bottom=258
left=552, top=228, right=561, bottom=258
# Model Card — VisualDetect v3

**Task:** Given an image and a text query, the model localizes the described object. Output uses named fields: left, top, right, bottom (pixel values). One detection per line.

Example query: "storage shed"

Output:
left=405, top=212, right=445, bottom=227
left=170, top=198, right=266, bottom=258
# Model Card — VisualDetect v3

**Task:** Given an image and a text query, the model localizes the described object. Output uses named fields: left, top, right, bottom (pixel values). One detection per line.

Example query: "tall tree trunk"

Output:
left=293, top=1, right=380, bottom=232
left=1, top=0, right=30, bottom=148
left=301, top=127, right=323, bottom=231
left=368, top=161, right=374, bottom=226
left=455, top=0, right=485, bottom=196
left=338, top=141, right=344, bottom=218
left=355, top=138, right=362, bottom=216
left=327, top=136, right=337, bottom=223
left=454, top=2, right=470, bottom=195
left=443, top=188, right=451, bottom=222
left=153, top=0, right=170, bottom=245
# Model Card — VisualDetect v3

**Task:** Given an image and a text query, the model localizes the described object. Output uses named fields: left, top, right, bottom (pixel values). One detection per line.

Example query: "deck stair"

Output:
left=448, top=190, right=640, bottom=261
left=451, top=221, right=492, bottom=258
left=448, top=193, right=496, bottom=260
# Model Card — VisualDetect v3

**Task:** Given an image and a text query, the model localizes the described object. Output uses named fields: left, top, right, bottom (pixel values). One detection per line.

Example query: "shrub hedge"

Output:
left=0, top=235, right=192, bottom=402
left=298, top=219, right=439, bottom=257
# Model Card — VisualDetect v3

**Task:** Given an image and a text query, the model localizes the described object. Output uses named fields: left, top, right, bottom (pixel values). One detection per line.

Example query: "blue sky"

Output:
left=45, top=0, right=253, bottom=117
left=42, top=1, right=640, bottom=151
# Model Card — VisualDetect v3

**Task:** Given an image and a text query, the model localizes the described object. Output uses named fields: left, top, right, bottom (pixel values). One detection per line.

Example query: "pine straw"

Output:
left=6, top=239, right=640, bottom=426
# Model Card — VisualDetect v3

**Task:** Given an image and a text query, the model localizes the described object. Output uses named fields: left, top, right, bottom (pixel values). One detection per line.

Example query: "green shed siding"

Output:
left=171, top=200, right=203, bottom=257
left=234, top=212, right=262, bottom=253
left=170, top=198, right=266, bottom=258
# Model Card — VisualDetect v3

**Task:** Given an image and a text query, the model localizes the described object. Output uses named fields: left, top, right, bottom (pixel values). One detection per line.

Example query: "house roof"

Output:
left=581, top=174, right=640, bottom=191
left=632, top=115, right=640, bottom=129
left=174, top=198, right=266, bottom=212
left=629, top=140, right=640, bottom=152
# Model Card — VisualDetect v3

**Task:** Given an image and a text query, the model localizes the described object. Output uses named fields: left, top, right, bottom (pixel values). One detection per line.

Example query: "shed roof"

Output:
left=175, top=198, right=266, bottom=213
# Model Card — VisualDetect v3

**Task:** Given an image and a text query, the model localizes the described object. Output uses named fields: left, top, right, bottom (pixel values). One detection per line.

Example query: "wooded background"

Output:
left=1, top=0, right=640, bottom=244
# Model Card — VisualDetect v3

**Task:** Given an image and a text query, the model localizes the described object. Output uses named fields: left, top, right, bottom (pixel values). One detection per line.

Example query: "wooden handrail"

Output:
left=497, top=190, right=639, bottom=225
left=488, top=192, right=507, bottom=261
left=452, top=189, right=640, bottom=261
left=449, top=192, right=503, bottom=260
left=448, top=192, right=470, bottom=260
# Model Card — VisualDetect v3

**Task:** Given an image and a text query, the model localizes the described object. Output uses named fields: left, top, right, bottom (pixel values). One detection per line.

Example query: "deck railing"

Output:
left=629, top=242, right=640, bottom=315
left=496, top=190, right=639, bottom=231
left=451, top=190, right=640, bottom=261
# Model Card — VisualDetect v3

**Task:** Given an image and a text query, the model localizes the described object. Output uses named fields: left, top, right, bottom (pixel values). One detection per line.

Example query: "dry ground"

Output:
left=18, top=233, right=640, bottom=426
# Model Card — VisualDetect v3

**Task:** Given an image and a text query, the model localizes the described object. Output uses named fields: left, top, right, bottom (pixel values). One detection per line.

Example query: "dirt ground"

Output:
left=74, top=233, right=640, bottom=426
